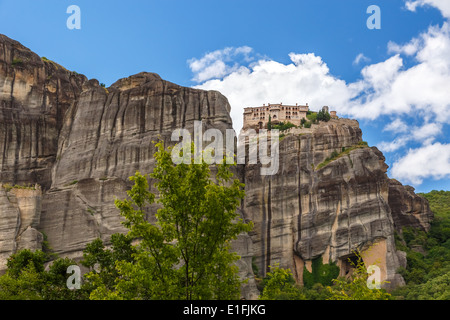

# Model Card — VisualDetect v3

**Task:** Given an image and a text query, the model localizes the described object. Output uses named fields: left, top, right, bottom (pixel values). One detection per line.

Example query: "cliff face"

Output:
left=0, top=35, right=433, bottom=295
left=242, top=121, right=429, bottom=288
left=0, top=35, right=87, bottom=190
left=388, top=179, right=433, bottom=232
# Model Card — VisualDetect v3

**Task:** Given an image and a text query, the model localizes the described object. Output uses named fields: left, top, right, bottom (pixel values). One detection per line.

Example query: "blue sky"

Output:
left=0, top=0, right=449, bottom=192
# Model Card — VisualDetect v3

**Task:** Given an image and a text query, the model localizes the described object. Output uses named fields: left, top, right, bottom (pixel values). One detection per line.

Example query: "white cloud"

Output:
left=360, top=55, right=404, bottom=91
left=188, top=46, right=255, bottom=82
left=383, top=119, right=409, bottom=133
left=189, top=4, right=450, bottom=186
left=378, top=136, right=411, bottom=152
left=343, top=22, right=450, bottom=123
left=192, top=21, right=450, bottom=135
left=405, top=0, right=450, bottom=18
left=391, top=142, right=450, bottom=184
left=195, top=52, right=353, bottom=134
left=387, top=38, right=420, bottom=56
left=353, top=53, right=371, bottom=65
left=412, top=122, right=442, bottom=141
left=378, top=120, right=442, bottom=152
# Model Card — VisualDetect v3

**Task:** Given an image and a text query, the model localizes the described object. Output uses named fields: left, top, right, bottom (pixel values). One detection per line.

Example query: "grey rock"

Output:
left=0, top=34, right=433, bottom=295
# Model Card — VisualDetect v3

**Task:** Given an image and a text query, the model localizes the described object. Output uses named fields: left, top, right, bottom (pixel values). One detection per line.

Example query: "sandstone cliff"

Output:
left=242, top=121, right=431, bottom=289
left=0, top=34, right=433, bottom=296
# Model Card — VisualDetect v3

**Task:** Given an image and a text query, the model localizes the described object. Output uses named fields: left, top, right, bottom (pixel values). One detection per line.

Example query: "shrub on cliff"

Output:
left=326, top=252, right=392, bottom=300
left=259, top=264, right=305, bottom=300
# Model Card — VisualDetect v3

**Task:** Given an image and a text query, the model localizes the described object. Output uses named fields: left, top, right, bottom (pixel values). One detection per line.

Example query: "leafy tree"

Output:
left=317, top=110, right=324, bottom=121
left=317, top=110, right=331, bottom=122
left=0, top=249, right=87, bottom=300
left=259, top=264, right=305, bottom=300
left=270, top=121, right=296, bottom=131
left=326, top=251, right=392, bottom=300
left=89, top=141, right=253, bottom=300
left=307, top=112, right=317, bottom=123
left=81, top=233, right=136, bottom=294
left=5, top=249, right=47, bottom=278
left=300, top=118, right=307, bottom=127
left=391, top=190, right=450, bottom=300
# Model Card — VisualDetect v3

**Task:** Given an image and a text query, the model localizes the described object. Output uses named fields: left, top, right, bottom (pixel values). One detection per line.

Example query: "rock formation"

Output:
left=242, top=121, right=431, bottom=290
left=0, top=34, right=433, bottom=296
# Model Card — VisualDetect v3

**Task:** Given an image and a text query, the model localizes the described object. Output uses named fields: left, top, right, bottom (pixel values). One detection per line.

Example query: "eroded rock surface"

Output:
left=0, top=35, right=433, bottom=295
left=242, top=120, right=426, bottom=289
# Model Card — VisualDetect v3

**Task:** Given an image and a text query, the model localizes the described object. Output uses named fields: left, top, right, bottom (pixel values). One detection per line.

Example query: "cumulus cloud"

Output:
left=383, top=119, right=409, bottom=133
left=378, top=136, right=411, bottom=152
left=344, top=22, right=450, bottom=123
left=189, top=1, right=450, bottom=186
left=405, top=0, right=450, bottom=18
left=390, top=142, right=450, bottom=184
left=188, top=46, right=255, bottom=82
left=192, top=21, right=450, bottom=135
left=195, top=52, right=353, bottom=134
left=387, top=38, right=420, bottom=56
left=378, top=121, right=442, bottom=152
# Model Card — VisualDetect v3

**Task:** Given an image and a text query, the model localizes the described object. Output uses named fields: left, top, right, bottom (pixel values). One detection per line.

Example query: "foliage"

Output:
left=315, top=141, right=369, bottom=170
left=270, top=121, right=297, bottom=131
left=259, top=264, right=306, bottom=300
left=392, top=190, right=450, bottom=300
left=0, top=249, right=88, bottom=300
left=12, top=58, right=23, bottom=67
left=258, top=254, right=389, bottom=300
left=41, top=231, right=58, bottom=261
left=317, top=110, right=331, bottom=122
left=302, top=257, right=340, bottom=289
left=81, top=233, right=136, bottom=295
left=307, top=112, right=317, bottom=123
left=87, top=141, right=253, bottom=300
left=326, top=252, right=392, bottom=300
left=2, top=183, right=37, bottom=192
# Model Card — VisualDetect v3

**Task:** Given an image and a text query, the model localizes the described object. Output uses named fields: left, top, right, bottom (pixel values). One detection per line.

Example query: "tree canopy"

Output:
left=86, top=141, right=253, bottom=300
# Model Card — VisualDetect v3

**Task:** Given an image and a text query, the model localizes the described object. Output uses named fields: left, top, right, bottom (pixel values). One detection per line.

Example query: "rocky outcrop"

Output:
left=0, top=34, right=86, bottom=190
left=388, top=179, right=433, bottom=232
left=0, top=184, right=43, bottom=270
left=242, top=120, right=416, bottom=289
left=0, top=35, right=433, bottom=295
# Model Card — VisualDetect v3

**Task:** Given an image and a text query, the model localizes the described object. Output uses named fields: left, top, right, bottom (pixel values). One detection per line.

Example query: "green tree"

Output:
left=81, top=233, right=136, bottom=294
left=307, top=112, right=317, bottom=123
left=317, top=110, right=331, bottom=122
left=259, top=264, right=305, bottom=300
left=0, top=249, right=87, bottom=300
left=326, top=251, right=392, bottom=300
left=317, top=110, right=324, bottom=121
left=391, top=190, right=450, bottom=300
left=89, top=141, right=253, bottom=300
